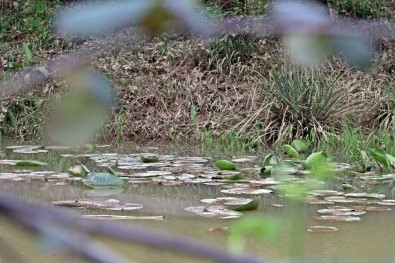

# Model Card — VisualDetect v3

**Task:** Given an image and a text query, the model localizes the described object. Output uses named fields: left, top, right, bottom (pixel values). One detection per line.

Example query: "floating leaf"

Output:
left=53, top=199, right=142, bottom=211
left=83, top=173, right=124, bottom=188
left=316, top=215, right=361, bottom=222
left=386, top=154, right=395, bottom=166
left=304, top=151, right=327, bottom=170
left=214, top=160, right=237, bottom=171
left=68, top=164, right=89, bottom=177
left=140, top=155, right=159, bottom=163
left=227, top=173, right=244, bottom=181
left=260, top=166, right=273, bottom=177
left=318, top=208, right=366, bottom=216
left=282, top=144, right=299, bottom=158
left=232, top=198, right=260, bottom=212
left=16, top=160, right=48, bottom=167
left=367, top=147, right=390, bottom=171
left=263, top=154, right=280, bottom=167
left=291, top=140, right=308, bottom=154
left=184, top=205, right=242, bottom=219
left=306, top=226, right=338, bottom=233
left=345, top=193, right=385, bottom=199
left=82, top=215, right=164, bottom=220
left=200, top=197, right=253, bottom=206
left=221, top=187, right=272, bottom=195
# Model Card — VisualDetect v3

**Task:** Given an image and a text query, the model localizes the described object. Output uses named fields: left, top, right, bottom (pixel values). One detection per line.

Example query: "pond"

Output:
left=0, top=142, right=394, bottom=263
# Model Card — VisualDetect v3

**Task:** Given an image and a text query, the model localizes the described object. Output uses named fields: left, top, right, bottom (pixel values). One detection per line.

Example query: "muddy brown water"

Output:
left=0, top=142, right=394, bottom=263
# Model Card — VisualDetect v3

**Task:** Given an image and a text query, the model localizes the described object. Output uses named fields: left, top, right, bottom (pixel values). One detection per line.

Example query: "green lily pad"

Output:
left=68, top=164, right=90, bottom=177
left=232, top=198, right=260, bottom=212
left=263, top=154, right=280, bottom=167
left=140, top=155, right=160, bottom=163
left=83, top=172, right=124, bottom=188
left=368, top=147, right=390, bottom=171
left=215, top=160, right=237, bottom=171
left=282, top=144, right=299, bottom=158
left=291, top=140, right=308, bottom=154
left=227, top=173, right=244, bottom=180
left=260, top=166, right=273, bottom=177
left=304, top=151, right=327, bottom=170
left=16, top=160, right=48, bottom=167
left=386, top=154, right=395, bottom=166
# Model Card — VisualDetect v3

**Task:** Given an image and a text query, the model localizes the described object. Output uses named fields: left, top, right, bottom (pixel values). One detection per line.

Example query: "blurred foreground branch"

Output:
left=0, top=193, right=268, bottom=263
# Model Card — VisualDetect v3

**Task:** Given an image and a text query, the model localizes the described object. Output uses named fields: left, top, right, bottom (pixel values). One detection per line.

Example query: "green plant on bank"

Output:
left=1, top=0, right=60, bottom=45
left=198, top=127, right=260, bottom=154
left=330, top=0, right=393, bottom=19
left=202, top=0, right=267, bottom=16
left=21, top=42, right=34, bottom=66
left=261, top=66, right=360, bottom=144
left=0, top=96, right=46, bottom=139
left=207, top=34, right=262, bottom=71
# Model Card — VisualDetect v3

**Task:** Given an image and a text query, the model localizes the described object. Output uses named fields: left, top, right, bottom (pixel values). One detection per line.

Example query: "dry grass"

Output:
left=1, top=0, right=395, bottom=144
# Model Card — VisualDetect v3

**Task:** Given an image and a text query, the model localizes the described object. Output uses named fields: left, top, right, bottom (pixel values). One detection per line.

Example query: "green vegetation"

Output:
left=330, top=0, right=394, bottom=18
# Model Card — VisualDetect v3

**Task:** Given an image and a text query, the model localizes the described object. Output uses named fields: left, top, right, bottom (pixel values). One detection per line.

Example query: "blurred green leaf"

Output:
left=229, top=216, right=283, bottom=252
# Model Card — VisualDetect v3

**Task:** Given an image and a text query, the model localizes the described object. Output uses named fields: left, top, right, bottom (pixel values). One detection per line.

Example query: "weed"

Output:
left=0, top=95, right=47, bottom=140
left=330, top=0, right=393, bottom=19
left=261, top=66, right=362, bottom=143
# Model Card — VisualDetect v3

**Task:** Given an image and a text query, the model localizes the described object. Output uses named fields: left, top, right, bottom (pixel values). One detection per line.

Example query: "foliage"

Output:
left=261, top=67, right=361, bottom=142
left=330, top=0, right=393, bottom=19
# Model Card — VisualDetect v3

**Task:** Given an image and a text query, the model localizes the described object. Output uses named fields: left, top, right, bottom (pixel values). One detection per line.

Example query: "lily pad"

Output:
left=317, top=208, right=366, bottom=216
left=52, top=199, right=142, bottom=211
left=68, top=164, right=90, bottom=177
left=349, top=206, right=391, bottom=212
left=260, top=166, right=273, bottom=177
left=282, top=144, right=299, bottom=158
left=345, top=193, right=385, bottom=199
left=83, top=172, right=124, bottom=188
left=184, top=205, right=242, bottom=219
left=291, top=140, right=308, bottom=154
left=304, top=151, right=327, bottom=170
left=221, top=187, right=272, bottom=195
left=368, top=147, right=390, bottom=171
left=306, top=226, right=338, bottom=233
left=82, top=215, right=164, bottom=220
left=316, top=215, right=361, bottom=222
left=232, top=198, right=260, bottom=212
left=200, top=197, right=253, bottom=206
left=263, top=154, right=280, bottom=167
left=215, top=160, right=237, bottom=171
left=15, top=160, right=48, bottom=167
left=140, top=154, right=160, bottom=163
